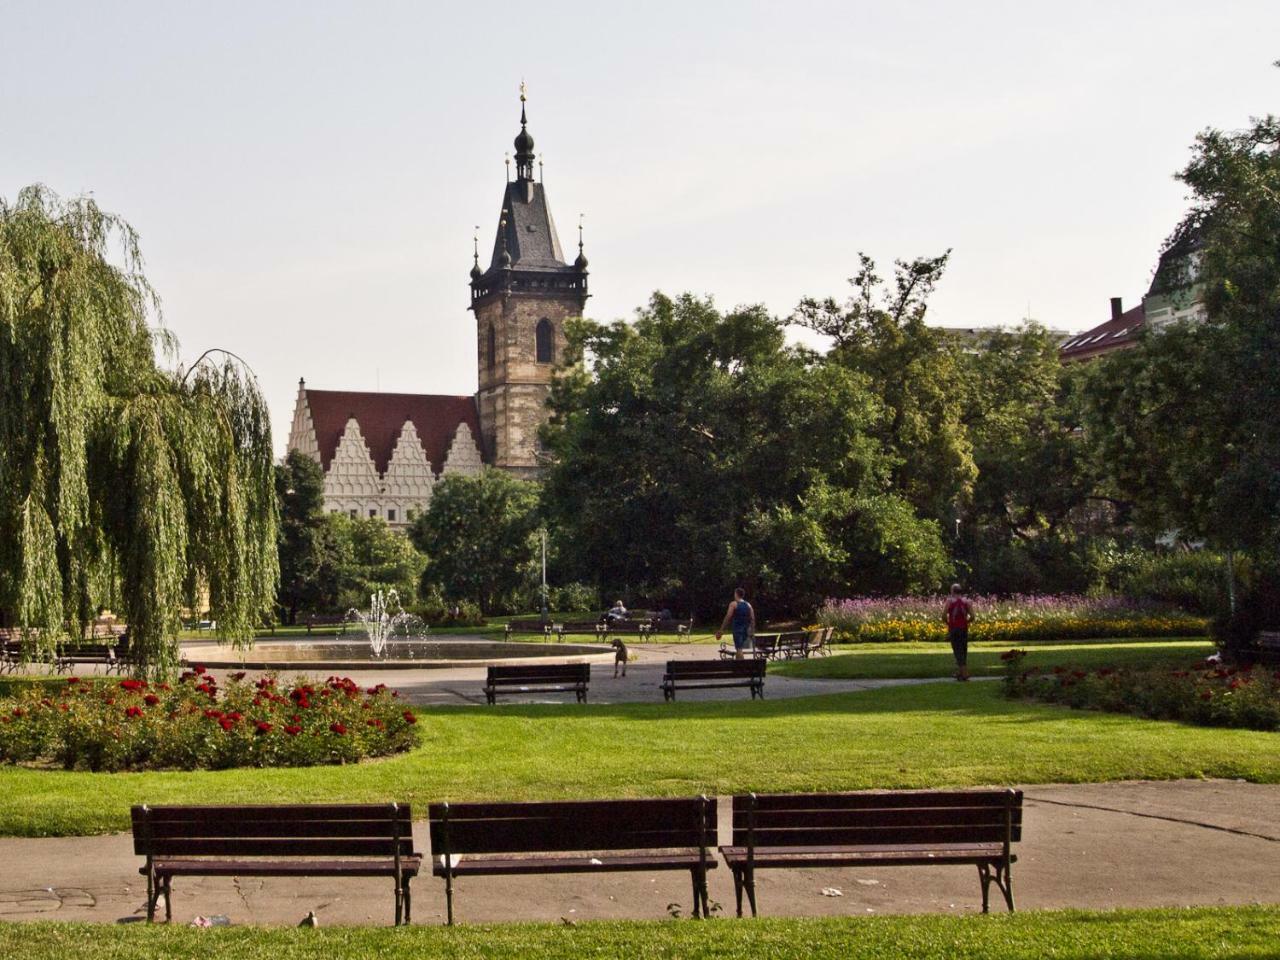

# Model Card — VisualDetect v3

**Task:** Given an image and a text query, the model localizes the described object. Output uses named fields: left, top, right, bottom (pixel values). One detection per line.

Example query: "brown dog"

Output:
left=610, top=637, right=629, bottom=678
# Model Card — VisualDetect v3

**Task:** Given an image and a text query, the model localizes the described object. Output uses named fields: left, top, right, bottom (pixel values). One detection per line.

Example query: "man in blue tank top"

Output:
left=715, top=588, right=756, bottom=660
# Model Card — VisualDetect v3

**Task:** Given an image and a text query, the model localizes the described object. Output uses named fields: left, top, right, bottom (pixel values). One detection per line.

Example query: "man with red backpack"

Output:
left=944, top=584, right=973, bottom=681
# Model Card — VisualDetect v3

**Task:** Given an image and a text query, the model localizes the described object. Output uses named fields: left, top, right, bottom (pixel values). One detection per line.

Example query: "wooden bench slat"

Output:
left=137, top=819, right=415, bottom=840
left=736, top=807, right=1024, bottom=829
left=433, top=852, right=716, bottom=877
left=744, top=825, right=1021, bottom=846
left=429, top=797, right=714, bottom=822
left=147, top=857, right=423, bottom=878
left=134, top=804, right=407, bottom=822
left=747, top=790, right=1023, bottom=811
left=135, top=838, right=416, bottom=857
left=432, top=823, right=706, bottom=855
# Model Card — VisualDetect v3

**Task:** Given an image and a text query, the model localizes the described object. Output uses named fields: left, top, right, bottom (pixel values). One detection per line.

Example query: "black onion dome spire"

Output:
left=574, top=214, right=588, bottom=270
left=514, top=83, right=535, bottom=181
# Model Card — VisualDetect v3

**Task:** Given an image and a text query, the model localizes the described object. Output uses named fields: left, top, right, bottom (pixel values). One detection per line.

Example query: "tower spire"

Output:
left=575, top=213, right=588, bottom=270
left=513, top=80, right=535, bottom=181
left=470, top=226, right=482, bottom=280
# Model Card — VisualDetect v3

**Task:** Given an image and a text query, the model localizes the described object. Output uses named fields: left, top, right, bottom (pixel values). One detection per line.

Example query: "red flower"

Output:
left=204, top=709, right=224, bottom=720
left=218, top=718, right=235, bottom=731
left=11, top=708, right=24, bottom=718
left=1201, top=690, right=1213, bottom=701
left=125, top=706, right=143, bottom=718
left=255, top=721, right=273, bottom=734
left=402, top=711, right=416, bottom=725
left=366, top=718, right=384, bottom=728
left=284, top=724, right=302, bottom=736
left=194, top=665, right=207, bottom=675
left=120, top=679, right=146, bottom=691
left=66, top=677, right=80, bottom=685
left=329, top=722, right=347, bottom=735
left=226, top=711, right=243, bottom=722
left=144, top=694, right=160, bottom=706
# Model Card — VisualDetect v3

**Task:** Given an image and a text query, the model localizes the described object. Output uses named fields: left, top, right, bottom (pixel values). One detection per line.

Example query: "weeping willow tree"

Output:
left=0, top=186, right=279, bottom=676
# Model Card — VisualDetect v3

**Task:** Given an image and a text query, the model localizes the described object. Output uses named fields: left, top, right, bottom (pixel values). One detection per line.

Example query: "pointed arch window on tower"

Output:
left=487, top=323, right=497, bottom=372
left=536, top=318, right=554, bottom=364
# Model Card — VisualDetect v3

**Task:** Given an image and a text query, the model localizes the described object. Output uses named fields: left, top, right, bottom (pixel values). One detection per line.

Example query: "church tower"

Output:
left=470, top=88, right=589, bottom=479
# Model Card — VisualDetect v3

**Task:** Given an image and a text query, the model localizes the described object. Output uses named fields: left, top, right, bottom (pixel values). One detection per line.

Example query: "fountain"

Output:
left=346, top=589, right=425, bottom=657
left=182, top=589, right=613, bottom=671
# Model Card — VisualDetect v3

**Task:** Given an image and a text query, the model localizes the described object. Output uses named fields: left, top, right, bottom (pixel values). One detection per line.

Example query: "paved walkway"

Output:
left=0, top=780, right=1276, bottom=925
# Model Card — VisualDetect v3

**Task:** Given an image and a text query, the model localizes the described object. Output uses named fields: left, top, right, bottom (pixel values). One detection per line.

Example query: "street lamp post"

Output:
left=540, top=528, right=549, bottom=619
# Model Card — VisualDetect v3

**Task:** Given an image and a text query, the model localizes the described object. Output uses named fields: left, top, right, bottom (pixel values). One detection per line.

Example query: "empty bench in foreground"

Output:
left=131, top=803, right=421, bottom=925
left=429, top=796, right=717, bottom=924
left=484, top=662, right=590, bottom=704
left=720, top=788, right=1022, bottom=917
left=663, top=658, right=765, bottom=700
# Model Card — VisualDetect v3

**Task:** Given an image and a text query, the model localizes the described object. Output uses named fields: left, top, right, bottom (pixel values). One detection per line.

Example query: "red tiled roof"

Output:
left=1059, top=303, right=1146, bottom=363
left=304, top=389, right=483, bottom=476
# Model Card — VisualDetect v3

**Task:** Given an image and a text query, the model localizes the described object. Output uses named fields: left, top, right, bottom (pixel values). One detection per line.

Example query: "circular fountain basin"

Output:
left=182, top=638, right=615, bottom=671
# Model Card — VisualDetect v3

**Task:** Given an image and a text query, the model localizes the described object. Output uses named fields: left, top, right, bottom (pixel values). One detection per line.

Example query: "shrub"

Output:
left=0, top=670, right=420, bottom=772
left=549, top=582, right=599, bottom=614
left=1003, top=653, right=1280, bottom=731
left=817, top=594, right=1207, bottom=644
left=405, top=598, right=486, bottom=628
left=1112, top=550, right=1240, bottom=616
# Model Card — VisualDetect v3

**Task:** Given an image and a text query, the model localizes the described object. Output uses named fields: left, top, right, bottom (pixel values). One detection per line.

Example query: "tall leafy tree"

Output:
left=1084, top=106, right=1280, bottom=555
left=792, top=252, right=976, bottom=525
left=0, top=187, right=278, bottom=675
left=274, top=450, right=340, bottom=622
left=542, top=293, right=948, bottom=616
left=408, top=469, right=541, bottom=614
left=328, top=515, right=426, bottom=611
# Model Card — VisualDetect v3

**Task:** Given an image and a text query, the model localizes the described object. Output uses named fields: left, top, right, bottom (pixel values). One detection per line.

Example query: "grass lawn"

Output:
left=773, top=639, right=1215, bottom=680
left=2, top=907, right=1278, bottom=959
left=2, top=680, right=1277, bottom=837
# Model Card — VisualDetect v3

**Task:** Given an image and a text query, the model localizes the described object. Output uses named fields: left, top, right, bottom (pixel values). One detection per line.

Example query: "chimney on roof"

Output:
left=1110, top=297, right=1123, bottom=320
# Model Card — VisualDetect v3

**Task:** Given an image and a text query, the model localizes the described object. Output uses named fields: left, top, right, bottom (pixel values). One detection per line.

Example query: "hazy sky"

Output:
left=3, top=1, right=1277, bottom=451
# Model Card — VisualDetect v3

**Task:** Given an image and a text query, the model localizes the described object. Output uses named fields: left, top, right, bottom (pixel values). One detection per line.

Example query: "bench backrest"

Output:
left=131, top=803, right=415, bottom=859
left=731, top=790, right=1022, bottom=848
left=429, top=796, right=716, bottom=856
left=1258, top=631, right=1280, bottom=647
left=486, top=663, right=590, bottom=685
left=665, top=659, right=765, bottom=679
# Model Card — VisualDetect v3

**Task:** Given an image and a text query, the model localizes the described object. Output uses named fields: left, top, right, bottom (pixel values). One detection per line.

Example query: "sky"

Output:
left=3, top=1, right=1278, bottom=452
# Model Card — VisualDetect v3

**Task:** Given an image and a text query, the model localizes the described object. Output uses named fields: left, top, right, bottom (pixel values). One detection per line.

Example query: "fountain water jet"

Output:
left=346, top=589, right=427, bottom=657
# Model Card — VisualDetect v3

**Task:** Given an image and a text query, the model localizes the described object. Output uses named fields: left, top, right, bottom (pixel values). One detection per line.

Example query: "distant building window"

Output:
left=349, top=509, right=357, bottom=518
left=536, top=318, right=554, bottom=363
left=387, top=509, right=396, bottom=522
left=487, top=323, right=496, bottom=372
left=368, top=509, right=377, bottom=518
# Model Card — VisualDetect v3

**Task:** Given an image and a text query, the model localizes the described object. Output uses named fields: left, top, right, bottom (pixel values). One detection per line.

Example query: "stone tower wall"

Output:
left=475, top=292, right=576, bottom=477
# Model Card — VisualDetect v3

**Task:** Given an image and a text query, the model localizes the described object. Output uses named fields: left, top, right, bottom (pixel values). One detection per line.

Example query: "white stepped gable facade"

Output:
left=286, top=383, right=484, bottom=530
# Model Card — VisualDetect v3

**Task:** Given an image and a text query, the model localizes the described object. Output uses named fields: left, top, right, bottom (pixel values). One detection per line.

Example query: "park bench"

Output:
left=504, top=619, right=560, bottom=639
left=428, top=796, right=717, bottom=924
left=809, top=625, right=835, bottom=657
left=720, top=788, right=1022, bottom=917
left=55, top=635, right=132, bottom=674
left=776, top=630, right=812, bottom=659
left=662, top=658, right=765, bottom=701
left=304, top=613, right=349, bottom=635
left=484, top=662, right=590, bottom=704
left=1256, top=631, right=1280, bottom=666
left=720, top=633, right=780, bottom=661
left=131, top=802, right=421, bottom=925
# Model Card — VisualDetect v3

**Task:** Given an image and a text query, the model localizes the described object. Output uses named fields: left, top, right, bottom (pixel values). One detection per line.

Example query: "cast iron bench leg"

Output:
left=745, top=867, right=758, bottom=917
left=978, top=863, right=991, bottom=913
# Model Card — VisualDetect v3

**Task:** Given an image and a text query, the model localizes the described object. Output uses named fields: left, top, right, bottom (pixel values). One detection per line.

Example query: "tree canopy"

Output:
left=409, top=469, right=541, bottom=614
left=0, top=186, right=278, bottom=675
left=541, top=292, right=949, bottom=617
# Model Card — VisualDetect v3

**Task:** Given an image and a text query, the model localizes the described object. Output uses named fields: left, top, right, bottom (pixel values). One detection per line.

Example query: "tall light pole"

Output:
left=540, top=527, right=549, bottom=619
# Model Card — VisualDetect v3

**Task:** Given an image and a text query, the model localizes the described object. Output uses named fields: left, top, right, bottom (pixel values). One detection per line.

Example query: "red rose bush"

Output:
left=0, top=670, right=421, bottom=771
left=1003, top=652, right=1280, bottom=731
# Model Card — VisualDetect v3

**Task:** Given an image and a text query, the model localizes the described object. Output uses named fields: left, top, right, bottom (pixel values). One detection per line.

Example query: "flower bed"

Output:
left=0, top=668, right=420, bottom=772
left=817, top=594, right=1207, bottom=644
left=1002, top=650, right=1280, bottom=731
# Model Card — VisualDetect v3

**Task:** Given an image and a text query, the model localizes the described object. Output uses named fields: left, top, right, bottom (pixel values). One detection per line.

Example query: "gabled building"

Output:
left=1059, top=233, right=1205, bottom=365
left=287, top=90, right=589, bottom=526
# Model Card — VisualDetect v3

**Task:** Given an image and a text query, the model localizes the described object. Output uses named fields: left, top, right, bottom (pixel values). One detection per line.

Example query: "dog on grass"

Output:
left=610, top=637, right=629, bottom=678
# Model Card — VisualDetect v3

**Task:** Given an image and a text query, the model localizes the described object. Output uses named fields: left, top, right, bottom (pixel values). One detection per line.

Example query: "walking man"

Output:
left=944, top=583, right=973, bottom=681
left=715, top=588, right=755, bottom=660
